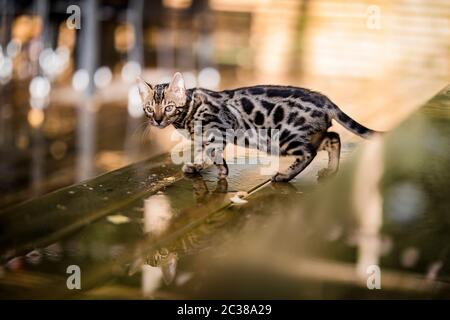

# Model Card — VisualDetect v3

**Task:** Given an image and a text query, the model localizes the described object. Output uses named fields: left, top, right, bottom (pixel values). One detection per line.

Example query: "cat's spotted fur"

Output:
left=138, top=73, right=378, bottom=182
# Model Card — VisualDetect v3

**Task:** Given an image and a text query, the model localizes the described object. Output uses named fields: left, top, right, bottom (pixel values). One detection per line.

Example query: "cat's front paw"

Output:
left=217, top=165, right=228, bottom=180
left=182, top=163, right=204, bottom=174
left=271, top=172, right=292, bottom=182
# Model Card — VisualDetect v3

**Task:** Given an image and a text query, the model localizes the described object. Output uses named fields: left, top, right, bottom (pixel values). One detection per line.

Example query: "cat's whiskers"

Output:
left=129, top=118, right=153, bottom=143
left=140, top=123, right=153, bottom=143
left=131, top=120, right=148, bottom=136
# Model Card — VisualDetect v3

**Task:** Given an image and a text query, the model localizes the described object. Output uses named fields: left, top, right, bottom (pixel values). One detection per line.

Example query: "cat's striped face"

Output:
left=137, top=73, right=187, bottom=128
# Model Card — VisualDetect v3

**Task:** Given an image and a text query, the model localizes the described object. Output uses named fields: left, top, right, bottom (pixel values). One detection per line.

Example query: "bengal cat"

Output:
left=137, top=73, right=379, bottom=182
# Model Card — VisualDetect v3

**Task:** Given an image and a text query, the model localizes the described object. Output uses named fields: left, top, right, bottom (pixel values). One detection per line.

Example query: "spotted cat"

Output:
left=137, top=73, right=379, bottom=182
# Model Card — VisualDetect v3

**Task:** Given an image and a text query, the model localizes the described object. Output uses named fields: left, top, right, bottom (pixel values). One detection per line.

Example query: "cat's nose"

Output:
left=154, top=118, right=162, bottom=125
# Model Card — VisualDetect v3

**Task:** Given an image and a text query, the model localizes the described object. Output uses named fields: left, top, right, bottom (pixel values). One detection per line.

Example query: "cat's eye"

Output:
left=145, top=105, right=153, bottom=114
left=165, top=105, right=174, bottom=113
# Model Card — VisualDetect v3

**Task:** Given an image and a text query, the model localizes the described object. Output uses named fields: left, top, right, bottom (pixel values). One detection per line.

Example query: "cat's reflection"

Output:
left=188, top=174, right=228, bottom=204
left=132, top=176, right=229, bottom=289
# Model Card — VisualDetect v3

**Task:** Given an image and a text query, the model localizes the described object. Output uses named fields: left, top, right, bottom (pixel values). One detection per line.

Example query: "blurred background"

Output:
left=0, top=0, right=449, bottom=210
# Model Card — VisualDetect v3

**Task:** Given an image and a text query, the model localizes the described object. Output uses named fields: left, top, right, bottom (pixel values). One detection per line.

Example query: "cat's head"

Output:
left=137, top=72, right=187, bottom=128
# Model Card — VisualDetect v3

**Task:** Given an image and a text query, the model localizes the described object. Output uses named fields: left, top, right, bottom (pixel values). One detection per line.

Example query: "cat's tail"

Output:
left=330, top=104, right=381, bottom=139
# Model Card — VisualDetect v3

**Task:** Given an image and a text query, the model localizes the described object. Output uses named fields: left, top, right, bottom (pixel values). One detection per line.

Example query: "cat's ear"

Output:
left=137, top=77, right=153, bottom=101
left=167, top=72, right=186, bottom=105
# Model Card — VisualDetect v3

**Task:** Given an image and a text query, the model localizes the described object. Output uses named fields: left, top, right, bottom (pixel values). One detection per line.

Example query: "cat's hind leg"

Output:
left=271, top=147, right=316, bottom=182
left=317, top=131, right=341, bottom=180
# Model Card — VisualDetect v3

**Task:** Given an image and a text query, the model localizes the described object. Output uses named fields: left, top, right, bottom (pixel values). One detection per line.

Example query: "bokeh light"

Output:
left=198, top=67, right=220, bottom=89
left=29, top=76, right=51, bottom=100
left=39, top=47, right=70, bottom=79
left=0, top=56, right=13, bottom=84
left=72, top=69, right=90, bottom=92
left=121, top=61, right=141, bottom=83
left=128, top=84, right=144, bottom=118
left=6, top=39, right=22, bottom=58
left=27, top=108, right=45, bottom=128
left=94, top=66, right=113, bottom=89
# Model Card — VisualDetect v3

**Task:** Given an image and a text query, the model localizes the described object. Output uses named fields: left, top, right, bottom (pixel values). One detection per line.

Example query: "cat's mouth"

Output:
left=152, top=122, right=170, bottom=128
